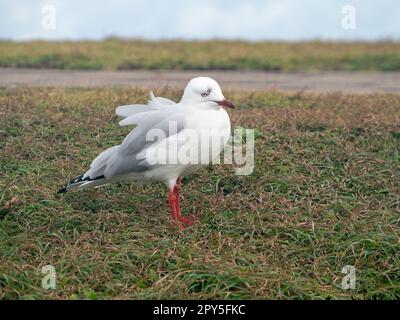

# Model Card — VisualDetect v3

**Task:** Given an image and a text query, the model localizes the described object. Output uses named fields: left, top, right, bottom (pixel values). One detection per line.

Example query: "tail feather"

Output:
left=58, top=145, right=120, bottom=194
left=57, top=174, right=105, bottom=194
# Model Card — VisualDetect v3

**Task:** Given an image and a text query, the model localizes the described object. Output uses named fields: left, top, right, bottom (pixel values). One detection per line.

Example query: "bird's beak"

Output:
left=215, top=99, right=235, bottom=109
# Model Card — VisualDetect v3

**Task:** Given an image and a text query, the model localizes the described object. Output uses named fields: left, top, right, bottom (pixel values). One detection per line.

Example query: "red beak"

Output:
left=216, top=99, right=235, bottom=109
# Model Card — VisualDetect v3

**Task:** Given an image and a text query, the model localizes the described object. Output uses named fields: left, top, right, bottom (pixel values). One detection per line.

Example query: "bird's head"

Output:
left=181, top=77, right=235, bottom=109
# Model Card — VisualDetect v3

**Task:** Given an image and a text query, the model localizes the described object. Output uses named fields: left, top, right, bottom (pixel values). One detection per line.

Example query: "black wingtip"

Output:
left=57, top=187, right=67, bottom=194
left=57, top=174, right=105, bottom=195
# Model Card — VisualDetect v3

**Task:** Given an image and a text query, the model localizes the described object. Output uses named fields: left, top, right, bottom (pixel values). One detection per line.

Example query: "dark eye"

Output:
left=201, top=88, right=212, bottom=98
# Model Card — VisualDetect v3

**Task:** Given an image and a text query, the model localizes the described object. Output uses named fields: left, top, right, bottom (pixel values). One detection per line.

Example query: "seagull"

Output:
left=58, top=77, right=234, bottom=229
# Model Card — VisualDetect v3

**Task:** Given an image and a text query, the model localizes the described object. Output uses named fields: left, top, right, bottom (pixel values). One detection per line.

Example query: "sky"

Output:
left=0, top=0, right=398, bottom=41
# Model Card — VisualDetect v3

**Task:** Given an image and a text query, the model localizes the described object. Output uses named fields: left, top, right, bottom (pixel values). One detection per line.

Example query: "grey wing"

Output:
left=83, top=145, right=120, bottom=179
left=103, top=110, right=186, bottom=178
left=85, top=94, right=181, bottom=181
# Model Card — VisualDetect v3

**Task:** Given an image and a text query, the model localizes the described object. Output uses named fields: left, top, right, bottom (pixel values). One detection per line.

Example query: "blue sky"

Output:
left=0, top=0, right=398, bottom=41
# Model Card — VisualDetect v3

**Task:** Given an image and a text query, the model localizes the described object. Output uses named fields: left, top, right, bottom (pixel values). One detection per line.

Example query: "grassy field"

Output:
left=0, top=86, right=399, bottom=299
left=1, top=40, right=400, bottom=71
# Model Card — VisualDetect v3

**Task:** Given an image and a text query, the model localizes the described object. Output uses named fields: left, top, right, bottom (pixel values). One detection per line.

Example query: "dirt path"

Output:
left=1, top=68, right=400, bottom=93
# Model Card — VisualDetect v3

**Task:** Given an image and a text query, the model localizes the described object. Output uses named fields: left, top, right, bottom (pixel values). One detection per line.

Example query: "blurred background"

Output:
left=0, top=0, right=399, bottom=71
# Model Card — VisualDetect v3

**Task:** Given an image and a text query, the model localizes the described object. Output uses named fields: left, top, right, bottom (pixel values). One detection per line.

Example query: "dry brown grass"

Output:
left=0, top=87, right=399, bottom=299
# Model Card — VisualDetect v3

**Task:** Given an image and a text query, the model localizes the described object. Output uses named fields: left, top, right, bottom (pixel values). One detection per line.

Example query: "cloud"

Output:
left=0, top=0, right=398, bottom=41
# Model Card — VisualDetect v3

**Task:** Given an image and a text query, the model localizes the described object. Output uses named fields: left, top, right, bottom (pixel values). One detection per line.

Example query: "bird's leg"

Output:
left=173, top=177, right=198, bottom=227
left=174, top=177, right=181, bottom=214
left=168, top=190, right=184, bottom=230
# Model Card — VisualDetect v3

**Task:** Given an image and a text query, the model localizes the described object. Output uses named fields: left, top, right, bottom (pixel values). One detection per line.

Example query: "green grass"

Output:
left=0, top=87, right=399, bottom=299
left=0, top=39, right=400, bottom=71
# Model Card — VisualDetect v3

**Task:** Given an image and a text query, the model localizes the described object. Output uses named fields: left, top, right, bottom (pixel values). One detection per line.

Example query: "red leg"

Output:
left=172, top=177, right=198, bottom=227
left=168, top=191, right=177, bottom=222
left=173, top=177, right=181, bottom=214
left=168, top=190, right=184, bottom=230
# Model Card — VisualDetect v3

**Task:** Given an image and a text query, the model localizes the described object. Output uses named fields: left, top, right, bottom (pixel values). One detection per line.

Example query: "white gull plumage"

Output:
left=58, top=77, right=234, bottom=229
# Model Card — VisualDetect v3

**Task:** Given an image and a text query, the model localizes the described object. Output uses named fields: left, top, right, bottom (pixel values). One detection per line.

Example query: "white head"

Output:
left=180, top=77, right=235, bottom=109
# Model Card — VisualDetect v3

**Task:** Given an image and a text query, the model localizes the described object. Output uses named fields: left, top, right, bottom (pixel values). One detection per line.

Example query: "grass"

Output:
left=1, top=39, right=400, bottom=71
left=0, top=87, right=399, bottom=299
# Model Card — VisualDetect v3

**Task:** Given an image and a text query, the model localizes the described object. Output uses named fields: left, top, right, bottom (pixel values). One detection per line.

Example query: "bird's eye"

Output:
left=201, top=88, right=212, bottom=98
